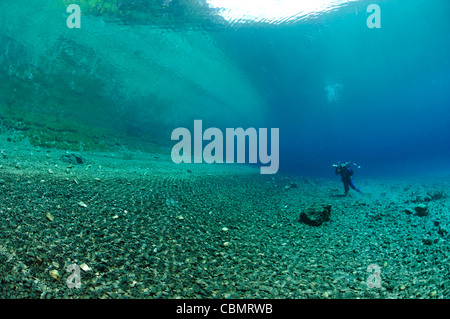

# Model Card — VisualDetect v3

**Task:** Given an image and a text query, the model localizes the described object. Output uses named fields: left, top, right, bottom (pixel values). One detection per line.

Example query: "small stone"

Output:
left=430, top=290, right=437, bottom=297
left=46, top=212, right=54, bottom=222
left=370, top=213, right=382, bottom=221
left=61, top=153, right=84, bottom=165
left=221, top=227, right=229, bottom=232
left=80, top=263, right=91, bottom=272
left=414, top=204, right=429, bottom=217
left=177, top=215, right=184, bottom=220
left=223, top=242, right=231, bottom=247
left=49, top=270, right=61, bottom=281
left=78, top=201, right=87, bottom=208
left=300, top=204, right=331, bottom=226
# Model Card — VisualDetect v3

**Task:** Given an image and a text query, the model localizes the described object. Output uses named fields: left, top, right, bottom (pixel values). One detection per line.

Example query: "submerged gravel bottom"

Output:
left=1, top=161, right=450, bottom=299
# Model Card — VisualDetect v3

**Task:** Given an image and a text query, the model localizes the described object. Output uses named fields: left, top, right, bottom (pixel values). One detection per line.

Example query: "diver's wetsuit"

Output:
left=335, top=165, right=362, bottom=195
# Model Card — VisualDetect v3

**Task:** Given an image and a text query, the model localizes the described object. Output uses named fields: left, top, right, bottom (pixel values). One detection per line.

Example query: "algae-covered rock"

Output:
left=414, top=204, right=429, bottom=217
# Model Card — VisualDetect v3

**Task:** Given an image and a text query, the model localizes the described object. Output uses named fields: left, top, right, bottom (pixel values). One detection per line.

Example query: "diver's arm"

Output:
left=351, top=162, right=361, bottom=169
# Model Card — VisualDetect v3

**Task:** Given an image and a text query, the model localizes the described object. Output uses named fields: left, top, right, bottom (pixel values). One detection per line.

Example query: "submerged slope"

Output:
left=0, top=0, right=265, bottom=150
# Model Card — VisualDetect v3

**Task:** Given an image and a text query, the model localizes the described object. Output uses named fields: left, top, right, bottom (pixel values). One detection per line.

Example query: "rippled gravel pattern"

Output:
left=1, top=144, right=450, bottom=299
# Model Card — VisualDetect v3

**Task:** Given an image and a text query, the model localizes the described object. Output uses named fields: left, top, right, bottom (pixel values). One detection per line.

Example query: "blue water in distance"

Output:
left=212, top=0, right=450, bottom=178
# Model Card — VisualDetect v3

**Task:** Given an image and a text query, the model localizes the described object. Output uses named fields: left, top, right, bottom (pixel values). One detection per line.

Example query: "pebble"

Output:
left=78, top=201, right=87, bottom=208
left=80, top=263, right=91, bottom=272
left=49, top=270, right=61, bottom=281
left=45, top=212, right=54, bottom=222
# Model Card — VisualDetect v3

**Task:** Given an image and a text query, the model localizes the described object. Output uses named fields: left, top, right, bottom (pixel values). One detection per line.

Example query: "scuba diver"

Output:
left=332, top=161, right=364, bottom=196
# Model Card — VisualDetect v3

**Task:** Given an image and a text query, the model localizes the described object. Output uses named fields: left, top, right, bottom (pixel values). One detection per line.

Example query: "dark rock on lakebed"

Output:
left=61, top=153, right=84, bottom=165
left=414, top=204, right=429, bottom=217
left=300, top=204, right=331, bottom=226
left=404, top=204, right=429, bottom=217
